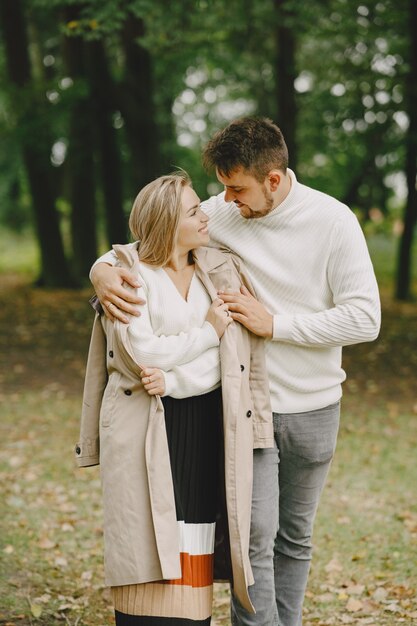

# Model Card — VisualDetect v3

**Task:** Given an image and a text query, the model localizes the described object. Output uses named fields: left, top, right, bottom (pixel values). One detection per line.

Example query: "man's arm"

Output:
left=90, top=249, right=144, bottom=323
left=221, top=213, right=381, bottom=347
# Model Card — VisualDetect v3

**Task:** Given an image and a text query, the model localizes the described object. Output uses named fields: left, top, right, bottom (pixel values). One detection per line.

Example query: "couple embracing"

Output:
left=76, top=117, right=380, bottom=626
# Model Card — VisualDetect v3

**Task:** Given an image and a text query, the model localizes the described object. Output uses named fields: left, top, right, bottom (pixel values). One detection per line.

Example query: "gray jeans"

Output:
left=231, top=401, right=340, bottom=626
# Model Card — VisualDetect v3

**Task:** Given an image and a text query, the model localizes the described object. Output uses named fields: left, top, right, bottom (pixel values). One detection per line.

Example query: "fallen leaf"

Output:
left=3, top=545, right=14, bottom=554
left=9, top=456, right=24, bottom=468
left=346, top=583, right=365, bottom=595
left=30, top=603, right=43, bottom=618
left=35, top=593, right=51, bottom=603
left=316, top=592, right=334, bottom=603
left=58, top=502, right=77, bottom=513
left=346, top=597, right=363, bottom=612
left=54, top=556, right=68, bottom=568
left=391, top=584, right=414, bottom=598
left=38, top=537, right=56, bottom=550
left=325, top=557, right=343, bottom=573
left=372, top=587, right=388, bottom=602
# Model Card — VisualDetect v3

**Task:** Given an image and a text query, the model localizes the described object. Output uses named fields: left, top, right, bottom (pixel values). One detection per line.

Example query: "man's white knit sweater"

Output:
left=93, top=170, right=380, bottom=414
left=201, top=169, right=380, bottom=413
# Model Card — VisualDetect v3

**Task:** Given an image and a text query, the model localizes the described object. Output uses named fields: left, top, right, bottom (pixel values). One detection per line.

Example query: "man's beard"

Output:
left=241, top=185, right=274, bottom=219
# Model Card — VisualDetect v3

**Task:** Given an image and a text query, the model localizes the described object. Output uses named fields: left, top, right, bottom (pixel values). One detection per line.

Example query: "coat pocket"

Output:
left=100, top=372, right=121, bottom=428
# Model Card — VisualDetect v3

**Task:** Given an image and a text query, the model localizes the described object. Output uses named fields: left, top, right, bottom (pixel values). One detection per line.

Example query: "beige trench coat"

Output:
left=76, top=244, right=273, bottom=613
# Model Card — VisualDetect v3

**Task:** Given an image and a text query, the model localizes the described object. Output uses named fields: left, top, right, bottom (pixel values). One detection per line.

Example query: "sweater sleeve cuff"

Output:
left=202, top=321, right=221, bottom=346
left=272, top=314, right=294, bottom=341
left=162, top=371, right=174, bottom=397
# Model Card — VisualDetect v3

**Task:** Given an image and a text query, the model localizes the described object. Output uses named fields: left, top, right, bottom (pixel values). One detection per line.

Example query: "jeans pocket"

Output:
left=282, top=402, right=340, bottom=467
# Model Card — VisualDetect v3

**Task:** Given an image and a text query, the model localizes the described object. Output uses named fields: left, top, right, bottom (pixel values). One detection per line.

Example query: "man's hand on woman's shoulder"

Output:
left=91, top=263, right=145, bottom=323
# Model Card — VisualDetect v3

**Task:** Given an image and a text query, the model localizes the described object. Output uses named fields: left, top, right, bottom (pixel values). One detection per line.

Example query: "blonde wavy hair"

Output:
left=129, top=170, right=191, bottom=267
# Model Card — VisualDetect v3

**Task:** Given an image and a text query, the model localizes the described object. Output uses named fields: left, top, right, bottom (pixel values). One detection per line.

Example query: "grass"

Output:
left=0, top=229, right=416, bottom=625
left=0, top=228, right=39, bottom=278
left=305, top=407, right=417, bottom=624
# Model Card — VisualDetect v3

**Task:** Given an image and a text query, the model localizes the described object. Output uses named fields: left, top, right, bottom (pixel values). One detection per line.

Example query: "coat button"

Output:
left=124, top=389, right=132, bottom=396
left=246, top=410, right=252, bottom=418
left=240, top=364, right=245, bottom=372
left=75, top=445, right=81, bottom=455
left=109, top=350, right=114, bottom=358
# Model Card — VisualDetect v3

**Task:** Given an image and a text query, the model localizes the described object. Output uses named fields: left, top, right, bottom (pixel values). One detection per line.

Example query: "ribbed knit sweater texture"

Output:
left=201, top=169, right=380, bottom=412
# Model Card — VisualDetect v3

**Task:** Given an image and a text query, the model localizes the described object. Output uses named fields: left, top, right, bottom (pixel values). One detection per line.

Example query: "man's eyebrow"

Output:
left=225, top=184, right=244, bottom=189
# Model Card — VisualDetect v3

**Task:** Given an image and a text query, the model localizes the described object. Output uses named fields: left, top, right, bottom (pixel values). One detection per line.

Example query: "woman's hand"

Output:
left=140, top=367, right=165, bottom=396
left=205, top=298, right=233, bottom=338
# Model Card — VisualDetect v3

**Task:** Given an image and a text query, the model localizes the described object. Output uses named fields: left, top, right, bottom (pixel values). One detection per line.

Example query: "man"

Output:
left=90, top=117, right=381, bottom=626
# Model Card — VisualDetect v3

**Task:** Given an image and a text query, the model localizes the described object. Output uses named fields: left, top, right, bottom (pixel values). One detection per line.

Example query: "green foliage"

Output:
left=295, top=0, right=409, bottom=210
left=0, top=0, right=415, bottom=289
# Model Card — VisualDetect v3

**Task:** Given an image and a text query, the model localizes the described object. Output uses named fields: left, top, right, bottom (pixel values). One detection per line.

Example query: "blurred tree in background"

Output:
left=0, top=0, right=415, bottom=297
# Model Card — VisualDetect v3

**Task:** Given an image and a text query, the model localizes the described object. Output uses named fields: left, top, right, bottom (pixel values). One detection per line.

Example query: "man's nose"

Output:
left=224, top=188, right=234, bottom=202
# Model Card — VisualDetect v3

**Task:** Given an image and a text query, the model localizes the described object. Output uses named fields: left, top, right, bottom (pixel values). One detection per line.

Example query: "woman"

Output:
left=76, top=171, right=273, bottom=624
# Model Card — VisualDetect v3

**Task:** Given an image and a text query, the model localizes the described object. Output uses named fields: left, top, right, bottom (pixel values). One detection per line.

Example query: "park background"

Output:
left=0, top=0, right=416, bottom=624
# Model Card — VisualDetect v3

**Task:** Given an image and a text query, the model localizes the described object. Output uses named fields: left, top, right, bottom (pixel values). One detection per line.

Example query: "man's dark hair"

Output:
left=202, top=117, right=288, bottom=181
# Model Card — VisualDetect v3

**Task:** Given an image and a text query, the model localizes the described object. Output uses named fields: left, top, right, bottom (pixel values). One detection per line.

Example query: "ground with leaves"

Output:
left=0, top=257, right=416, bottom=625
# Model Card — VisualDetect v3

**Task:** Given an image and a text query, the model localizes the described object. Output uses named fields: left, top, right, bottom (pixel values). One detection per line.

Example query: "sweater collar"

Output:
left=267, top=168, right=305, bottom=218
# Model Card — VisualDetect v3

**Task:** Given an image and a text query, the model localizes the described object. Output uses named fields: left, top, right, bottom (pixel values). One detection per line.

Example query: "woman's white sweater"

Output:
left=126, top=263, right=221, bottom=399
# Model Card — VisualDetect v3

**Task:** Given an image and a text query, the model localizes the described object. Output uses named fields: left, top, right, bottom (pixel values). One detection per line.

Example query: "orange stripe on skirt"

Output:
left=163, top=552, right=214, bottom=588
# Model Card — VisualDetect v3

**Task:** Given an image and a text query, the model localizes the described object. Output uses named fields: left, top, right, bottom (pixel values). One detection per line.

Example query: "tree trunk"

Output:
left=63, top=7, right=97, bottom=280
left=274, top=0, right=297, bottom=172
left=119, top=16, right=160, bottom=193
left=396, top=0, right=417, bottom=300
left=341, top=120, right=392, bottom=215
left=0, top=0, right=72, bottom=286
left=86, top=40, right=127, bottom=244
